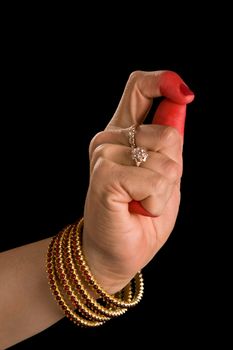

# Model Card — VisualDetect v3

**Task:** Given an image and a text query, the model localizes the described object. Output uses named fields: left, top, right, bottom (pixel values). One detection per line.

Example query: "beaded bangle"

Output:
left=46, top=217, right=144, bottom=327
left=54, top=226, right=109, bottom=322
left=47, top=233, right=104, bottom=327
left=67, top=224, right=128, bottom=318
left=74, top=218, right=144, bottom=308
left=63, top=223, right=126, bottom=318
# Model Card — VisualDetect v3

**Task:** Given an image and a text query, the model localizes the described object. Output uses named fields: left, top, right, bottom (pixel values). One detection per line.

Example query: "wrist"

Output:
left=82, top=238, right=131, bottom=294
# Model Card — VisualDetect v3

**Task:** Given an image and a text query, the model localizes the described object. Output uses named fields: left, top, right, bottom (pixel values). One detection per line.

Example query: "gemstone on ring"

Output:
left=131, top=147, right=149, bottom=167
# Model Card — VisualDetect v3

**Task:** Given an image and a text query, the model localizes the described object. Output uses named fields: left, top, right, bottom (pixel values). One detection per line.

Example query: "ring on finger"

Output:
left=128, top=124, right=149, bottom=167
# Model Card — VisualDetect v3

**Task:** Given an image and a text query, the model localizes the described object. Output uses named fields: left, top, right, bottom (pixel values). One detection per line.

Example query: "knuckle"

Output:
left=164, top=160, right=182, bottom=182
left=160, top=126, right=180, bottom=147
left=91, top=159, right=120, bottom=204
left=92, top=157, right=114, bottom=179
left=149, top=174, right=169, bottom=197
left=92, top=144, right=109, bottom=160
left=150, top=203, right=164, bottom=217
left=154, top=175, right=167, bottom=194
left=89, top=131, right=106, bottom=157
left=147, top=175, right=170, bottom=216
left=145, top=196, right=164, bottom=217
left=128, top=70, right=143, bottom=84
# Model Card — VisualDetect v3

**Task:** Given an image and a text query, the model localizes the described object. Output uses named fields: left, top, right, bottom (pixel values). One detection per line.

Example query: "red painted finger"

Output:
left=153, top=99, right=187, bottom=136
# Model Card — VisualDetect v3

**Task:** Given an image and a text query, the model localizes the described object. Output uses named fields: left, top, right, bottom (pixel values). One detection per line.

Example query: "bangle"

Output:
left=46, top=218, right=144, bottom=327
left=47, top=233, right=104, bottom=327
left=54, top=225, right=110, bottom=322
left=73, top=218, right=144, bottom=308
left=58, top=223, right=126, bottom=319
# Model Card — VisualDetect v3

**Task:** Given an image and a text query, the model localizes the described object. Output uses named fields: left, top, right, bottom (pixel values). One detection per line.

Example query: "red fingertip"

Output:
left=129, top=200, right=156, bottom=217
left=180, top=83, right=194, bottom=96
left=159, top=71, right=194, bottom=104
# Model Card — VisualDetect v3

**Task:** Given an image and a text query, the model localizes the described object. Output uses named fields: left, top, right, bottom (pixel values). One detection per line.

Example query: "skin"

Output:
left=0, top=70, right=194, bottom=348
left=83, top=71, right=194, bottom=292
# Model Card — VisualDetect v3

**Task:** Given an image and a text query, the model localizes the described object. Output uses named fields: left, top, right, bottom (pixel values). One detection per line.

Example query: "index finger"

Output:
left=108, top=70, right=194, bottom=129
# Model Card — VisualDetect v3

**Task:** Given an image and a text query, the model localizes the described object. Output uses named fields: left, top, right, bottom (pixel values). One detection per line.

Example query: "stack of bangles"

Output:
left=46, top=217, right=144, bottom=327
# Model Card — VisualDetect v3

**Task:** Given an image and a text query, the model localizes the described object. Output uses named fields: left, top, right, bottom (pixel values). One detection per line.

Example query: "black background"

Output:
left=1, top=12, right=226, bottom=348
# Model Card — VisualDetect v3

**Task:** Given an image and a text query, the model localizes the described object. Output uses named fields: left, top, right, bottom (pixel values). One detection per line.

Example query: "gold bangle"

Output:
left=74, top=218, right=144, bottom=308
left=47, top=234, right=104, bottom=327
left=46, top=217, right=144, bottom=327
left=67, top=223, right=128, bottom=318
left=54, top=226, right=110, bottom=322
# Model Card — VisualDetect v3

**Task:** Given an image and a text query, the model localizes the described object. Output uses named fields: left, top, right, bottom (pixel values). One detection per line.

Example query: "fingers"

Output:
left=89, top=125, right=182, bottom=163
left=108, top=70, right=194, bottom=129
left=133, top=125, right=182, bottom=161
left=90, top=138, right=182, bottom=218
left=91, top=143, right=182, bottom=181
left=94, top=70, right=195, bottom=217
left=91, top=158, right=178, bottom=217
left=153, top=99, right=187, bottom=136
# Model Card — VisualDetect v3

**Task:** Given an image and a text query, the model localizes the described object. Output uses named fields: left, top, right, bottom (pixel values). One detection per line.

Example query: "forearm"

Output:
left=0, top=238, right=64, bottom=349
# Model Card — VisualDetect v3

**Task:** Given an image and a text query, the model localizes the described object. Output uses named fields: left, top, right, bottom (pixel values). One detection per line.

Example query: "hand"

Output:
left=83, top=71, right=194, bottom=293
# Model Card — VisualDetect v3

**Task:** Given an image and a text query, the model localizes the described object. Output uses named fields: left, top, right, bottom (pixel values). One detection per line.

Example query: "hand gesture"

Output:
left=83, top=71, right=194, bottom=293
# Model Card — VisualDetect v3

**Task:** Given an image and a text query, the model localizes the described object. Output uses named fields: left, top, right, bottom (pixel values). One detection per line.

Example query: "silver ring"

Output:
left=128, top=125, right=149, bottom=167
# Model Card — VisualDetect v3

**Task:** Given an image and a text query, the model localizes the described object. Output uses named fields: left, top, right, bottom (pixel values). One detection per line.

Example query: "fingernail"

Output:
left=180, top=83, right=194, bottom=96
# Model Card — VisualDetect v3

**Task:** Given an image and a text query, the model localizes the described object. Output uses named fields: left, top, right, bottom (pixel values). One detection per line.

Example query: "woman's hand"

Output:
left=83, top=71, right=194, bottom=293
